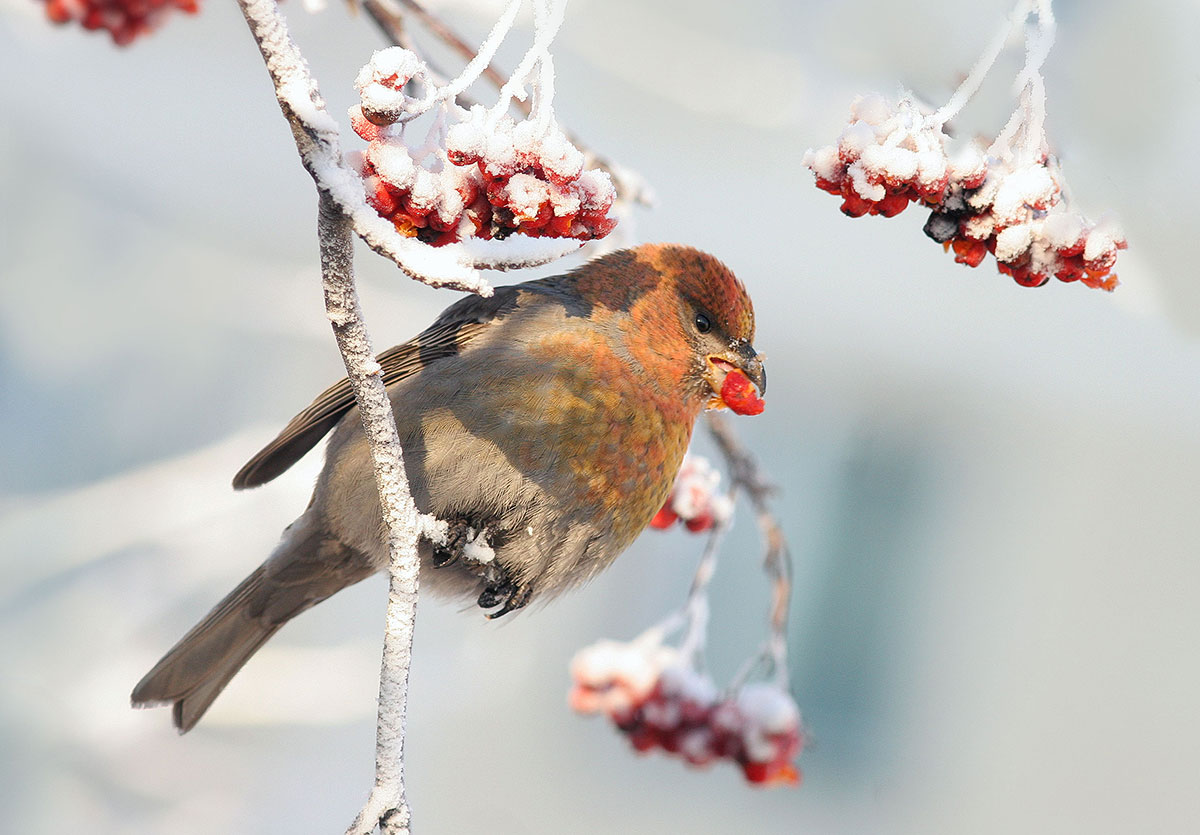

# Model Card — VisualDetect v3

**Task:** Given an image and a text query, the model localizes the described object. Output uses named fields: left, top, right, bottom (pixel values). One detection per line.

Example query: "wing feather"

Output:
left=232, top=287, right=522, bottom=489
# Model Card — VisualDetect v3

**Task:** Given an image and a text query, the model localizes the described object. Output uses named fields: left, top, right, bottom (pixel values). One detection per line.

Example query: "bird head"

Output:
left=573, top=244, right=766, bottom=416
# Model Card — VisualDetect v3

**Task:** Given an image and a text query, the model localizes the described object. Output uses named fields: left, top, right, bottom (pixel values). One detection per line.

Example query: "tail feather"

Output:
left=132, top=567, right=283, bottom=732
left=132, top=521, right=379, bottom=732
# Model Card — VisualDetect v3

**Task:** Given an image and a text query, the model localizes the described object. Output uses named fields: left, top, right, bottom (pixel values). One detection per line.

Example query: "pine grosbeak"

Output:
left=132, top=244, right=765, bottom=731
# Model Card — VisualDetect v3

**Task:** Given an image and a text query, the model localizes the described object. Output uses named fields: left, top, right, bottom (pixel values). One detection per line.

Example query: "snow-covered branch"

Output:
left=236, top=0, right=582, bottom=289
left=316, top=197, right=417, bottom=835
left=360, top=0, right=655, bottom=211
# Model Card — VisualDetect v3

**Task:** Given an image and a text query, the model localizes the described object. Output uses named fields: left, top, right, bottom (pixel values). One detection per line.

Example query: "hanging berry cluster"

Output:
left=570, top=639, right=802, bottom=786
left=803, top=3, right=1125, bottom=291
left=577, top=447, right=800, bottom=786
left=348, top=48, right=618, bottom=248
left=649, top=455, right=734, bottom=533
left=40, top=0, right=197, bottom=45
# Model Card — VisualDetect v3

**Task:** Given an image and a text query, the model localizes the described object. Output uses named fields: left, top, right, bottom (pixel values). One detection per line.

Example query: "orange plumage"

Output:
left=132, top=244, right=765, bottom=731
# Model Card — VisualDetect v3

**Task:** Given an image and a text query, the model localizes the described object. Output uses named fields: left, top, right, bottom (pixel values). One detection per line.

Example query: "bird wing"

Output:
left=232, top=286, right=523, bottom=490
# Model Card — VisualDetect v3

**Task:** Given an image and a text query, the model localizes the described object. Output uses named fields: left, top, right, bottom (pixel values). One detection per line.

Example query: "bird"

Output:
left=131, top=243, right=766, bottom=732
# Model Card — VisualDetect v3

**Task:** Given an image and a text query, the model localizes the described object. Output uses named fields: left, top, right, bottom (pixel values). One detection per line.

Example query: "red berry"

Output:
left=741, top=760, right=801, bottom=786
left=649, top=505, right=678, bottom=529
left=875, top=190, right=910, bottom=218
left=951, top=238, right=988, bottom=268
left=446, top=147, right=478, bottom=167
left=45, top=0, right=73, bottom=23
left=364, top=176, right=399, bottom=217
left=914, top=176, right=949, bottom=204
left=543, top=212, right=576, bottom=238
left=41, top=0, right=198, bottom=43
left=959, top=167, right=988, bottom=190
left=1011, top=268, right=1049, bottom=288
left=839, top=193, right=873, bottom=218
left=719, top=369, right=765, bottom=416
left=814, top=176, right=844, bottom=195
left=684, top=513, right=714, bottom=532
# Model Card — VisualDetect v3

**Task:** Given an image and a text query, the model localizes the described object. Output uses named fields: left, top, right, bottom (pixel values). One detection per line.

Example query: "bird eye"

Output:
left=694, top=312, right=712, bottom=333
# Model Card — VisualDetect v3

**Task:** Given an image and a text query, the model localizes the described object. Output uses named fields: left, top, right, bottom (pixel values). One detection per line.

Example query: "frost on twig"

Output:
left=230, top=1, right=620, bottom=830
left=803, top=0, right=1126, bottom=291
left=345, top=1, right=621, bottom=251
left=570, top=433, right=802, bottom=787
left=361, top=0, right=654, bottom=212
left=317, top=198, right=416, bottom=835
left=236, top=0, right=586, bottom=291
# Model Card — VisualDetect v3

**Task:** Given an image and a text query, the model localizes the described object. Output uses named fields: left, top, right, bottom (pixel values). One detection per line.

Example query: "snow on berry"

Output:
left=348, top=55, right=618, bottom=248
left=648, top=455, right=734, bottom=534
left=354, top=47, right=428, bottom=125
left=569, top=639, right=682, bottom=716
left=40, top=0, right=199, bottom=45
left=802, top=1, right=1126, bottom=293
left=569, top=636, right=803, bottom=786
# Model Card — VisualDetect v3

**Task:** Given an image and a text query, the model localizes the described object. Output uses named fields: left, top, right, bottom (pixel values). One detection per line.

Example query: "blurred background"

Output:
left=2, top=0, right=1198, bottom=832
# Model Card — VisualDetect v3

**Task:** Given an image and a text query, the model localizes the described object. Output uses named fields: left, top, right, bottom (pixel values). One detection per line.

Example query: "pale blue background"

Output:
left=2, top=0, right=1198, bottom=832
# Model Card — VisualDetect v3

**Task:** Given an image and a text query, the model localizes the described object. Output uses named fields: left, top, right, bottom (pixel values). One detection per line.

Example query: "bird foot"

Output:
left=478, top=575, right=532, bottom=619
left=431, top=519, right=474, bottom=568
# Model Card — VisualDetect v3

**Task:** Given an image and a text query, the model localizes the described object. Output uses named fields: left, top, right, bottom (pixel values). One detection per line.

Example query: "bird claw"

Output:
left=431, top=519, right=472, bottom=568
left=478, top=575, right=531, bottom=619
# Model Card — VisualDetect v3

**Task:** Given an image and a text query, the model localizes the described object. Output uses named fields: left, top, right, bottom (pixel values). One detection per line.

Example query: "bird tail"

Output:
left=131, top=512, right=379, bottom=732
left=131, top=565, right=285, bottom=732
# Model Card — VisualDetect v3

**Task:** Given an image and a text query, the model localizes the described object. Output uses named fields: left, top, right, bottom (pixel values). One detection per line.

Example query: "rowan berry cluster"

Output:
left=648, top=456, right=734, bottom=533
left=40, top=0, right=197, bottom=45
left=804, top=93, right=1125, bottom=291
left=570, top=639, right=802, bottom=786
left=348, top=48, right=618, bottom=247
left=923, top=157, right=1126, bottom=290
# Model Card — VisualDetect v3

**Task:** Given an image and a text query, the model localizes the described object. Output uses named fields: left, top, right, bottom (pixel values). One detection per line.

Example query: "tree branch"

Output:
left=236, top=0, right=496, bottom=291
left=705, top=412, right=793, bottom=684
left=360, top=0, right=654, bottom=209
left=316, top=198, right=419, bottom=835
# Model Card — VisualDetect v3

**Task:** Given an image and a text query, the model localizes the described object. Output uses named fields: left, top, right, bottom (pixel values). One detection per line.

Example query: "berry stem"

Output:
left=706, top=412, right=794, bottom=688
left=930, top=0, right=1033, bottom=129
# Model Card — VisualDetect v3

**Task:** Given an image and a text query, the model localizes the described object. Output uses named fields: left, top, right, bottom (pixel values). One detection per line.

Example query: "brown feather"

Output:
left=232, top=288, right=522, bottom=490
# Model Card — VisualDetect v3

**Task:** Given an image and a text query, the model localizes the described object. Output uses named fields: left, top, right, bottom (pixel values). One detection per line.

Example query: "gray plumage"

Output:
left=131, top=246, right=763, bottom=731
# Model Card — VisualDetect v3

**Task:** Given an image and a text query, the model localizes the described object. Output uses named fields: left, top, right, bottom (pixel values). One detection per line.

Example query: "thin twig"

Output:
left=360, top=0, right=654, bottom=208
left=235, top=0, right=497, bottom=291
left=705, top=412, right=793, bottom=686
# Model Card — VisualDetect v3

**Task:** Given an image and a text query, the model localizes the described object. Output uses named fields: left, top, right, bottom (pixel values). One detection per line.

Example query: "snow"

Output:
left=850, top=92, right=891, bottom=126
left=359, top=47, right=426, bottom=88
left=668, top=455, right=734, bottom=525
left=735, top=683, right=801, bottom=762
left=995, top=222, right=1035, bottom=263
left=1043, top=212, right=1086, bottom=250
left=455, top=234, right=582, bottom=270
left=569, top=638, right=682, bottom=711
left=802, top=145, right=841, bottom=182
left=659, top=663, right=719, bottom=706
left=530, top=126, right=584, bottom=183
left=862, top=145, right=918, bottom=184
left=991, top=164, right=1057, bottom=225
left=354, top=48, right=428, bottom=122
left=1084, top=219, right=1124, bottom=263
left=277, top=76, right=338, bottom=135
left=504, top=173, right=551, bottom=219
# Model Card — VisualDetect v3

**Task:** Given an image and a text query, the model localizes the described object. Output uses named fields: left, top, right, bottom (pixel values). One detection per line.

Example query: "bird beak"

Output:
left=703, top=342, right=766, bottom=413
